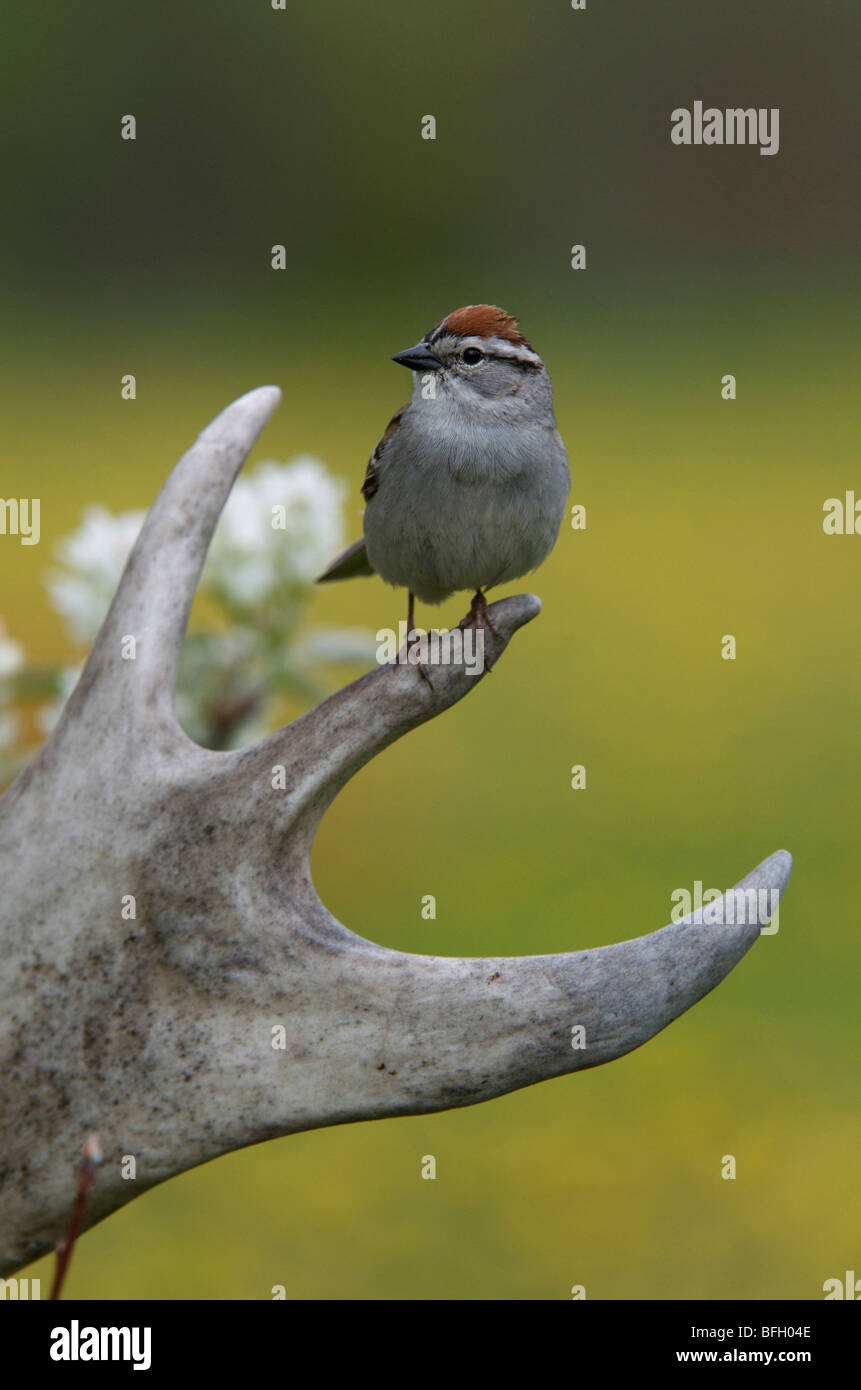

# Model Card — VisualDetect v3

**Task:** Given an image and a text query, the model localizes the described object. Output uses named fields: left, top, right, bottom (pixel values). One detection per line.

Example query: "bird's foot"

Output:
left=458, top=591, right=498, bottom=671
left=462, top=591, right=501, bottom=638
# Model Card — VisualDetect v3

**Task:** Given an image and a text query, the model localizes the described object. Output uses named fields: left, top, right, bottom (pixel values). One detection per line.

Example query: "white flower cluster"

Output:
left=47, top=506, right=146, bottom=645
left=0, top=455, right=373, bottom=759
left=204, top=458, right=347, bottom=606
left=46, top=457, right=350, bottom=638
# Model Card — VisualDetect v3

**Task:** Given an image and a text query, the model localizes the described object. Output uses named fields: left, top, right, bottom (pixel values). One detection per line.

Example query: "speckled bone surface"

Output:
left=0, top=387, right=792, bottom=1275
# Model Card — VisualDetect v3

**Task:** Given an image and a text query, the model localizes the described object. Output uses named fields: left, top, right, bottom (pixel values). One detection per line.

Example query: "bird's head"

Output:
left=392, top=305, right=548, bottom=406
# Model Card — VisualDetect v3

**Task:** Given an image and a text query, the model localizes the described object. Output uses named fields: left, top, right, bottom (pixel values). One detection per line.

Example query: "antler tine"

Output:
left=64, top=386, right=282, bottom=739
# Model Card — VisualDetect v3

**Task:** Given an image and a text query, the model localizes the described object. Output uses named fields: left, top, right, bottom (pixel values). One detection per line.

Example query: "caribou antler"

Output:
left=0, top=387, right=792, bottom=1276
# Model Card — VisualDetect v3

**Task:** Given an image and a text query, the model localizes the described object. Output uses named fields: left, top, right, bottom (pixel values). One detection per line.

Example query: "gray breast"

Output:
left=364, top=418, right=569, bottom=605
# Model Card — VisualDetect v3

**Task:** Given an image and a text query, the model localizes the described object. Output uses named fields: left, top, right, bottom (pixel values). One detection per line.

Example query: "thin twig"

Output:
left=50, top=1133, right=102, bottom=1301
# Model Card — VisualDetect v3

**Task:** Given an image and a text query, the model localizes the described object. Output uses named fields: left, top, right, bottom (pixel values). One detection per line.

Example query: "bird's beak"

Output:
left=392, top=341, right=442, bottom=371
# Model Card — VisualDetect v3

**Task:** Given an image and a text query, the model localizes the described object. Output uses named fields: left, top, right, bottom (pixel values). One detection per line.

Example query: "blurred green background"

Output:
left=4, top=1, right=860, bottom=1298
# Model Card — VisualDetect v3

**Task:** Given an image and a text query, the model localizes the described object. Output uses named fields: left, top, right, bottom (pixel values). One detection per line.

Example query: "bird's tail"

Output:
left=316, top=537, right=376, bottom=583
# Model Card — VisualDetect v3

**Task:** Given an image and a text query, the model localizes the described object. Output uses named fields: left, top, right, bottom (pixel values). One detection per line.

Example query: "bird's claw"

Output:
left=461, top=591, right=501, bottom=640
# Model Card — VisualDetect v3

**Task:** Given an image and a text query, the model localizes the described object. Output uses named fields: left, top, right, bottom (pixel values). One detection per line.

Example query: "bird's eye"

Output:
left=461, top=347, right=483, bottom=365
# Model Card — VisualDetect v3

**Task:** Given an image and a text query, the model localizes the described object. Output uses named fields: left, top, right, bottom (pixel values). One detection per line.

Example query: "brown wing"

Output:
left=361, top=407, right=404, bottom=502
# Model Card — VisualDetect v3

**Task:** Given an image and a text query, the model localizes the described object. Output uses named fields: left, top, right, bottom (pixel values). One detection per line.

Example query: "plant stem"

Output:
left=50, top=1134, right=102, bottom=1300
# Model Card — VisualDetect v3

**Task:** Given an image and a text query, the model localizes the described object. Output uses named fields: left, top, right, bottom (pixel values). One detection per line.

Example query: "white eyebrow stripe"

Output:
left=437, top=333, right=542, bottom=367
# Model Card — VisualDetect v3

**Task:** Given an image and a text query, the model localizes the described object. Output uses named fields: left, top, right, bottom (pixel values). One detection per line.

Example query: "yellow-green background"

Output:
left=4, top=1, right=859, bottom=1298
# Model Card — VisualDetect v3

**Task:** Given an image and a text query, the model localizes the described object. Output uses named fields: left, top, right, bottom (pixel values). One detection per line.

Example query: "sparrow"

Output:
left=317, top=304, right=569, bottom=655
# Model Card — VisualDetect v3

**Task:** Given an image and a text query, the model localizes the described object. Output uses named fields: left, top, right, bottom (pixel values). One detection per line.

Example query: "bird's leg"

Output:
left=405, top=590, right=434, bottom=691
